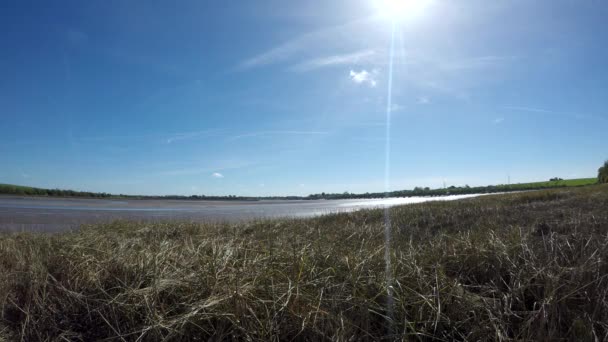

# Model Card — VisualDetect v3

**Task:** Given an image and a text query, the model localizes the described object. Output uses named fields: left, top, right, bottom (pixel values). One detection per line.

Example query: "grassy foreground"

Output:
left=1, top=186, right=608, bottom=340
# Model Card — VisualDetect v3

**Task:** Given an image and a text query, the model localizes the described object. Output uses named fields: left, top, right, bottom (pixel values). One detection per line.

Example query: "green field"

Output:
left=1, top=184, right=607, bottom=340
left=493, top=177, right=598, bottom=189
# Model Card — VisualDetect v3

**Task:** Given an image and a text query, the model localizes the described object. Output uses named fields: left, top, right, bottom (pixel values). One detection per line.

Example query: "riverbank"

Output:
left=1, top=185, right=607, bottom=340
left=0, top=177, right=597, bottom=201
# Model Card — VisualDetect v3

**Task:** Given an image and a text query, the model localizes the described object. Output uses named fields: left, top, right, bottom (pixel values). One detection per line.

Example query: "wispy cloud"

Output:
left=396, top=53, right=520, bottom=101
left=66, top=28, right=88, bottom=44
left=211, top=172, right=224, bottom=178
left=85, top=129, right=328, bottom=146
left=417, top=96, right=430, bottom=104
left=441, top=55, right=519, bottom=71
left=501, top=105, right=606, bottom=123
left=502, top=106, right=555, bottom=114
left=417, top=80, right=470, bottom=101
left=494, top=117, right=504, bottom=124
left=166, top=130, right=220, bottom=144
left=158, top=168, right=213, bottom=177
left=236, top=17, right=518, bottom=104
left=73, top=133, right=162, bottom=143
left=390, top=103, right=403, bottom=112
left=290, top=49, right=376, bottom=72
left=228, top=130, right=328, bottom=141
left=158, top=160, right=254, bottom=177
left=238, top=41, right=302, bottom=70
left=236, top=20, right=365, bottom=70
left=67, top=129, right=221, bottom=145
left=349, top=69, right=378, bottom=87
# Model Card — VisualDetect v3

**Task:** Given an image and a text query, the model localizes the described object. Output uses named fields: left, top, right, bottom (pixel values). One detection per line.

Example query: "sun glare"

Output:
left=374, top=0, right=432, bottom=22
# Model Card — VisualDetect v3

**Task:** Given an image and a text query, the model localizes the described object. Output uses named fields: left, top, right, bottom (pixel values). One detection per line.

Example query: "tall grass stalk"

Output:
left=1, top=185, right=608, bottom=340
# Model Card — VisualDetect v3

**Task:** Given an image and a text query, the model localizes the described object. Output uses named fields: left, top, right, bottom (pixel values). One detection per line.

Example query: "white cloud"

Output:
left=494, top=117, right=504, bottom=124
left=211, top=172, right=224, bottom=178
left=417, top=96, right=430, bottom=104
left=349, top=69, right=377, bottom=87
left=291, top=50, right=375, bottom=72
left=235, top=12, right=519, bottom=104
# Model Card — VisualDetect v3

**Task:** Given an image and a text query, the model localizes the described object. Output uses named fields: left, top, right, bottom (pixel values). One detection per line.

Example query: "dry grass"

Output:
left=1, top=185, right=608, bottom=341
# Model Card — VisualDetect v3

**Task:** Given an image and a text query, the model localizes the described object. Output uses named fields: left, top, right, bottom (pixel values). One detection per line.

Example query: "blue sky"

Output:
left=1, top=0, right=607, bottom=196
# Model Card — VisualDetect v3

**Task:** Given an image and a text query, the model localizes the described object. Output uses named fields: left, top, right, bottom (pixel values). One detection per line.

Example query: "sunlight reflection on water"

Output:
left=0, top=193, right=495, bottom=232
left=342, top=193, right=488, bottom=207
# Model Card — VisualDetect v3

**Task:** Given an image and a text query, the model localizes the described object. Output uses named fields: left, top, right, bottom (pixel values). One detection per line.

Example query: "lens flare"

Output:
left=383, top=21, right=397, bottom=332
left=374, top=0, right=432, bottom=22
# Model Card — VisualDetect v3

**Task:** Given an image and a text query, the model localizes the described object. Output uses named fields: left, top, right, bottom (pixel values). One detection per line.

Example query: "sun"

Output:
left=373, top=0, right=432, bottom=23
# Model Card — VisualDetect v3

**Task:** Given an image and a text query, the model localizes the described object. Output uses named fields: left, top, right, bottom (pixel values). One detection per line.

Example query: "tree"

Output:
left=599, top=160, right=608, bottom=184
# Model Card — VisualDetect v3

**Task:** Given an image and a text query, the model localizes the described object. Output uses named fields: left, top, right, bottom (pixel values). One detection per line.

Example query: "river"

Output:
left=0, top=194, right=487, bottom=232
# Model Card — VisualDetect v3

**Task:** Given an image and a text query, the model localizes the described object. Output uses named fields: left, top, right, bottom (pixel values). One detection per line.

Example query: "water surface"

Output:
left=0, top=194, right=486, bottom=232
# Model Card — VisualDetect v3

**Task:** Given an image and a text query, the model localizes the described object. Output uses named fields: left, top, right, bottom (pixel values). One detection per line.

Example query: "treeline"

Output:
left=0, top=184, right=271, bottom=201
left=0, top=177, right=598, bottom=201
left=305, top=186, right=477, bottom=200
left=0, top=184, right=313, bottom=201
left=600, top=160, right=608, bottom=184
left=306, top=178, right=598, bottom=200
left=0, top=184, right=113, bottom=198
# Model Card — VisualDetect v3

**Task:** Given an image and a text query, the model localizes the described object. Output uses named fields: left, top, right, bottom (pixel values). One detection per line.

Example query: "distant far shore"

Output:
left=0, top=178, right=598, bottom=201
